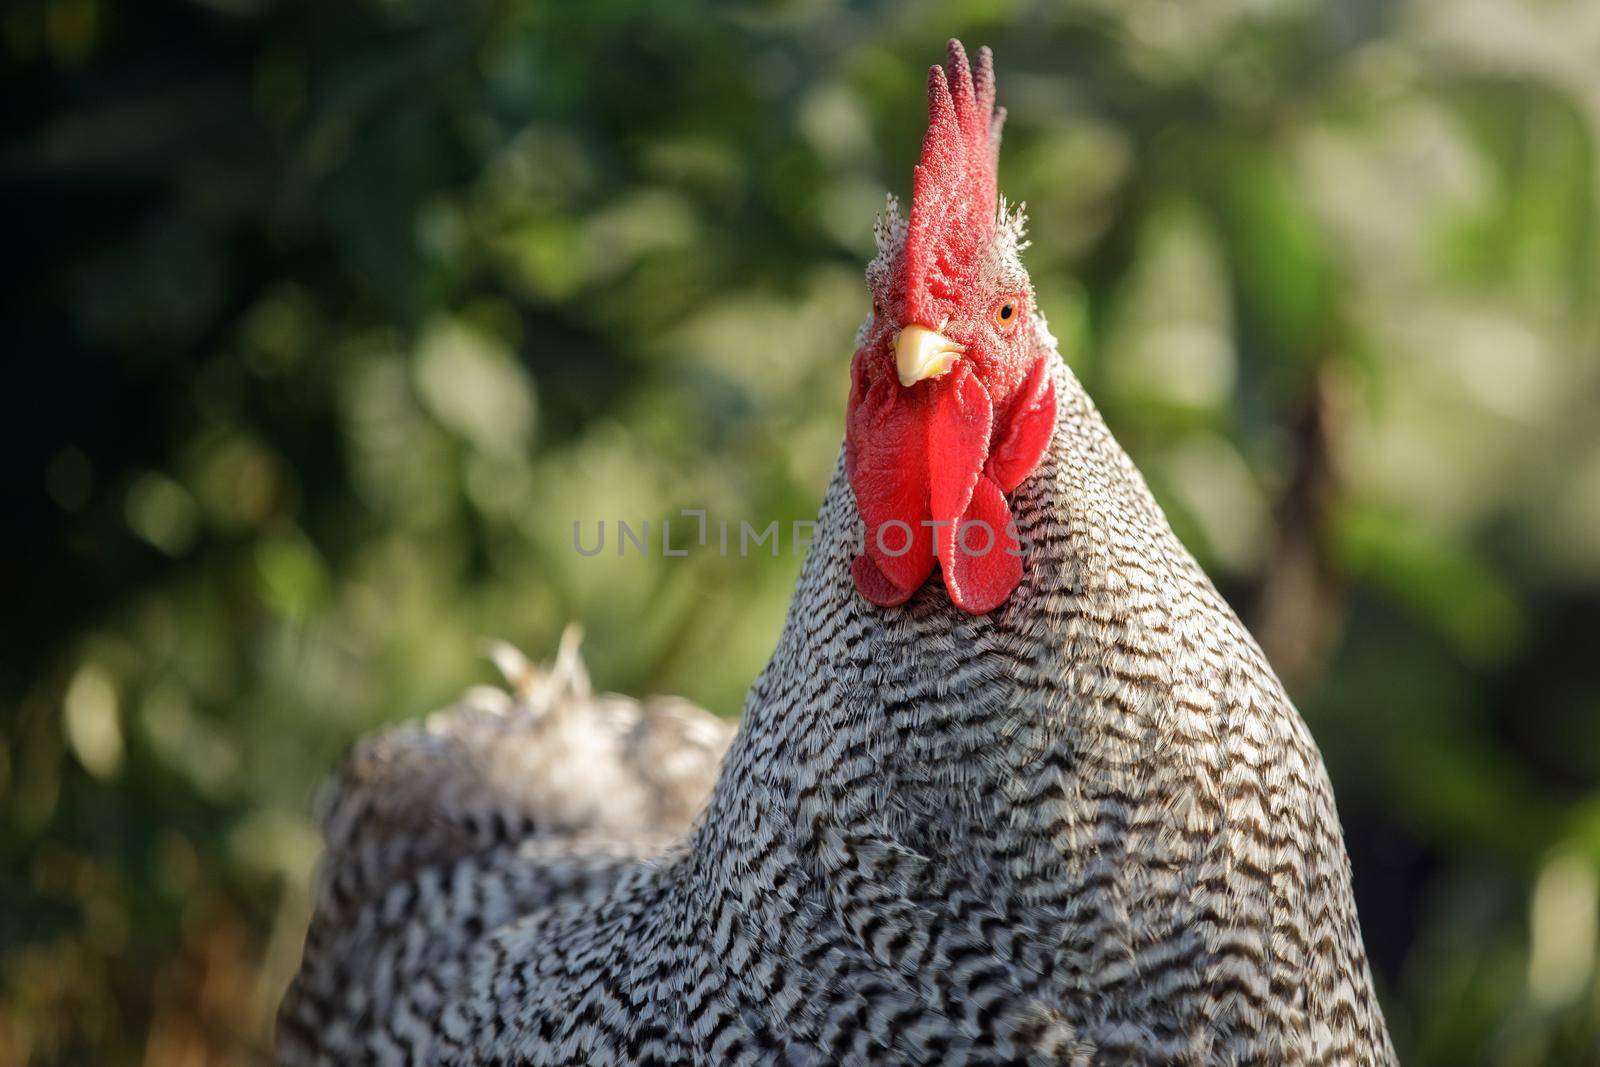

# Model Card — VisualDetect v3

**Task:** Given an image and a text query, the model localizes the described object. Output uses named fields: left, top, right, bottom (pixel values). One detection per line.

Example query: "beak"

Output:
left=895, top=325, right=964, bottom=387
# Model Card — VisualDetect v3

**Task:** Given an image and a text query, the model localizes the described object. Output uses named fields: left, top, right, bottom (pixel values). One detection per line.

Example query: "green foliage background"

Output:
left=3, top=0, right=1599, bottom=1063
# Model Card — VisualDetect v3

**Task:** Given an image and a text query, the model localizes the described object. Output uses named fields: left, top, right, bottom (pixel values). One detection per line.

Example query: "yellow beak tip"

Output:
left=894, top=325, right=963, bottom=387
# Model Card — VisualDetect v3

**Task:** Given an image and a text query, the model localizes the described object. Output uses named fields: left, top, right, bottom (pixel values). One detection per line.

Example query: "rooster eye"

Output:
left=995, top=300, right=1019, bottom=328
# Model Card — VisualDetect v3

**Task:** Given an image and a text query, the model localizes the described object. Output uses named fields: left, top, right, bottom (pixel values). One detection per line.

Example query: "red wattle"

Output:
left=845, top=356, right=936, bottom=601
left=939, top=474, right=1023, bottom=614
left=851, top=553, right=919, bottom=607
left=985, top=356, right=1057, bottom=494
left=926, top=366, right=1024, bottom=614
left=927, top=364, right=992, bottom=536
left=846, top=352, right=1054, bottom=614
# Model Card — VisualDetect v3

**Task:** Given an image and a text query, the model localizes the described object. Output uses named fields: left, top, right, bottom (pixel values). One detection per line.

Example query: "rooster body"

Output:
left=279, top=40, right=1394, bottom=1066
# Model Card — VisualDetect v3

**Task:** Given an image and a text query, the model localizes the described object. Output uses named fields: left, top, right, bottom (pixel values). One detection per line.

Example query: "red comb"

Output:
left=903, top=40, right=1005, bottom=328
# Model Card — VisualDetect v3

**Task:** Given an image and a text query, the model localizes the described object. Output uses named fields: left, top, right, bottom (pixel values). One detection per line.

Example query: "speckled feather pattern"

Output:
left=277, top=351, right=1394, bottom=1064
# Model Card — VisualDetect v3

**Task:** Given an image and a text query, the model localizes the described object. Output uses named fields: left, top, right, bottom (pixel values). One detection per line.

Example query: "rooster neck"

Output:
left=676, top=353, right=1389, bottom=1061
left=717, top=353, right=1257, bottom=811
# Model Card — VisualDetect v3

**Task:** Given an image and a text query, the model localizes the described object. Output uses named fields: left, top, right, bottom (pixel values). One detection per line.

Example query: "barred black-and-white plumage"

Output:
left=277, top=349, right=1394, bottom=1064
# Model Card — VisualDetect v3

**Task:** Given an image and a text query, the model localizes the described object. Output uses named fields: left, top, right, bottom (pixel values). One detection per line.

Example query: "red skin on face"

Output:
left=844, top=41, right=1057, bottom=616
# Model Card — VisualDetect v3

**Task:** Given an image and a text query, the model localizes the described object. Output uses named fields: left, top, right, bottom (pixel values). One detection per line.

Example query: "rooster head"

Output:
left=845, top=39, right=1057, bottom=615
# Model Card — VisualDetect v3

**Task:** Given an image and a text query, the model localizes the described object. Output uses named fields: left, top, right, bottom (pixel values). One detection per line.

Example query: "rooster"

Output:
left=278, top=40, right=1395, bottom=1066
